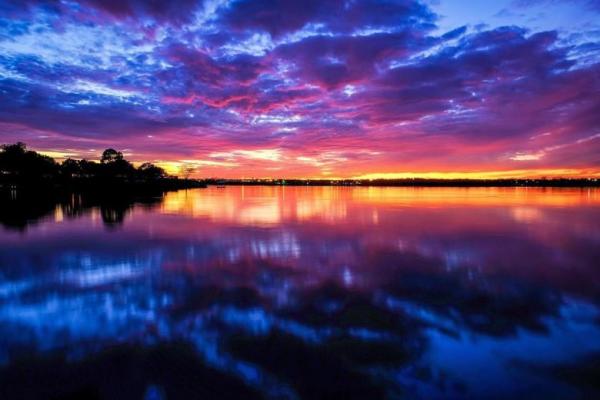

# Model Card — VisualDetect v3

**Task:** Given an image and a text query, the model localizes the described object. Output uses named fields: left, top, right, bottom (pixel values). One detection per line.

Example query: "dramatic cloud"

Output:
left=0, top=0, right=599, bottom=177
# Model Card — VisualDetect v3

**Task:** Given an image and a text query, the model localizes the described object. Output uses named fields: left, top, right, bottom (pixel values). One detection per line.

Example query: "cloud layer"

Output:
left=1, top=0, right=599, bottom=177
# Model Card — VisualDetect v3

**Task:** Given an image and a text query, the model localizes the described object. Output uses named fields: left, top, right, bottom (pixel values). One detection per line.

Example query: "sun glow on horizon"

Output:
left=352, top=169, right=600, bottom=180
left=28, top=148, right=600, bottom=180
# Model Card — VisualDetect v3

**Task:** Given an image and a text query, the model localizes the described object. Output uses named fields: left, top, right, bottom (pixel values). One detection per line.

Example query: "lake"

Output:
left=1, top=186, right=599, bottom=399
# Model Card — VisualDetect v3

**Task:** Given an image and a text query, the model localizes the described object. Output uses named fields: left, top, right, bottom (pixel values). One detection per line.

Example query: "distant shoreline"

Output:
left=202, top=178, right=600, bottom=188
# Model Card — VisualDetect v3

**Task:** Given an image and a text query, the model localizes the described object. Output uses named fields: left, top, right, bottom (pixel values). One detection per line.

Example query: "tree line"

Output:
left=0, top=142, right=169, bottom=184
left=0, top=143, right=206, bottom=229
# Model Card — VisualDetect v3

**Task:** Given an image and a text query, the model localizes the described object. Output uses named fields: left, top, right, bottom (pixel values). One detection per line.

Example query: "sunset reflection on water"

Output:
left=1, top=186, right=600, bottom=399
left=161, top=186, right=600, bottom=224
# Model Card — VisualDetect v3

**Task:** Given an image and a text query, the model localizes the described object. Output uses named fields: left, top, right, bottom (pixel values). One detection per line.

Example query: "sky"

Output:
left=0, top=0, right=599, bottom=179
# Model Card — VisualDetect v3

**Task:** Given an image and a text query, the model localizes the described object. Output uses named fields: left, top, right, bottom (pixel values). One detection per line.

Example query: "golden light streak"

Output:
left=160, top=186, right=600, bottom=228
left=353, top=169, right=600, bottom=180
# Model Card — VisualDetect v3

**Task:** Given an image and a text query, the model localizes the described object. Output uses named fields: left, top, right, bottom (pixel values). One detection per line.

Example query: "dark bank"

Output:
left=0, top=142, right=205, bottom=194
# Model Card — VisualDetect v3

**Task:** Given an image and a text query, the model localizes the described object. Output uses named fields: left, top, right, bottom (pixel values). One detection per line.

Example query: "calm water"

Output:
left=1, top=186, right=600, bottom=399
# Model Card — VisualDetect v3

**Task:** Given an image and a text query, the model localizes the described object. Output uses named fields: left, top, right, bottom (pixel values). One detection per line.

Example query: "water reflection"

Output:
left=1, top=187, right=600, bottom=399
left=0, top=188, right=163, bottom=230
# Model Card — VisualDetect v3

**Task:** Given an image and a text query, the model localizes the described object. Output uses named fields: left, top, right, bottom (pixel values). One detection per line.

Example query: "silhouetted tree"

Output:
left=101, top=148, right=123, bottom=164
left=0, top=142, right=58, bottom=181
left=61, top=158, right=82, bottom=178
left=78, top=159, right=101, bottom=178
left=138, top=162, right=166, bottom=181
left=1, top=142, right=26, bottom=154
left=105, top=158, right=135, bottom=178
left=98, top=148, right=135, bottom=179
left=180, top=163, right=197, bottom=180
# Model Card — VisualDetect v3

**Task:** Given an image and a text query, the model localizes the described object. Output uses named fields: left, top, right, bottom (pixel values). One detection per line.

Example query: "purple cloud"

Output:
left=0, top=0, right=598, bottom=176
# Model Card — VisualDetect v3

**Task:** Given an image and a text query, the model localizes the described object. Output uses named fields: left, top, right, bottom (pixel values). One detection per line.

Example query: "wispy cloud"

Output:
left=0, top=0, right=599, bottom=177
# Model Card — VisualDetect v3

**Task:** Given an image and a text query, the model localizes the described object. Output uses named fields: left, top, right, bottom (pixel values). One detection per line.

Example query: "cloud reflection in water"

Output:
left=1, top=186, right=600, bottom=399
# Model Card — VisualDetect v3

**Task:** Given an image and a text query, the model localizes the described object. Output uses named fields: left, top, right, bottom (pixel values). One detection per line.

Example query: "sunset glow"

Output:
left=1, top=1, right=599, bottom=178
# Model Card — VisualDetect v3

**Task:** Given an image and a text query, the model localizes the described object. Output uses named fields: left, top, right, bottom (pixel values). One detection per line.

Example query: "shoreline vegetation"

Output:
left=0, top=142, right=206, bottom=194
left=1, top=142, right=599, bottom=191
left=0, top=142, right=203, bottom=230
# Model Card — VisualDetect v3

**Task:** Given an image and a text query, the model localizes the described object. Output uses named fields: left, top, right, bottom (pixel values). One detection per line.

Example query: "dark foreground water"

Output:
left=1, top=186, right=600, bottom=399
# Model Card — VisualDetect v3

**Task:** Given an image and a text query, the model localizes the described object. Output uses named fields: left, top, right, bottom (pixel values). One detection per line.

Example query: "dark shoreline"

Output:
left=2, top=178, right=599, bottom=194
left=0, top=178, right=206, bottom=193
left=204, top=178, right=600, bottom=187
